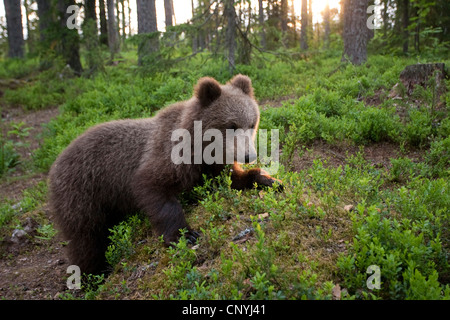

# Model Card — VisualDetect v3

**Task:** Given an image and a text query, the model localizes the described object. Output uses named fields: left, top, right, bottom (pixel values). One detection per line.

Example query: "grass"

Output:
left=0, top=47, right=449, bottom=300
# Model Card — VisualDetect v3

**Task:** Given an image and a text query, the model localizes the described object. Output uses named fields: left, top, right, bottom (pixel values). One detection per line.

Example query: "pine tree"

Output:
left=341, top=0, right=369, bottom=65
left=3, top=0, right=25, bottom=58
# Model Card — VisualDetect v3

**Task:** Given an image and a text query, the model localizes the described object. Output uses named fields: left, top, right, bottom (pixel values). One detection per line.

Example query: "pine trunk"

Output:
left=402, top=0, right=409, bottom=54
left=164, top=0, right=173, bottom=28
left=107, top=0, right=120, bottom=58
left=281, top=0, right=288, bottom=32
left=99, top=0, right=109, bottom=46
left=23, top=0, right=33, bottom=53
left=121, top=0, right=127, bottom=43
left=342, top=0, right=369, bottom=65
left=36, top=0, right=52, bottom=44
left=136, top=0, right=158, bottom=65
left=56, top=0, right=83, bottom=74
left=258, top=0, right=266, bottom=49
left=224, top=0, right=236, bottom=74
left=300, top=0, right=308, bottom=50
left=323, top=3, right=331, bottom=48
left=3, top=0, right=25, bottom=58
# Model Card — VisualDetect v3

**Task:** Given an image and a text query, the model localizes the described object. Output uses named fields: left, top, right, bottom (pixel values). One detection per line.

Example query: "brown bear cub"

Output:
left=49, top=74, right=282, bottom=275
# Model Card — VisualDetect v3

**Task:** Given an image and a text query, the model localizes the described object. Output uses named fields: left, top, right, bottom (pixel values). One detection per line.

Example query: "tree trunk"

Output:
left=309, top=0, right=313, bottom=24
left=3, top=0, right=25, bottom=58
left=258, top=0, right=266, bottom=49
left=36, top=0, right=52, bottom=43
left=115, top=0, right=120, bottom=40
left=323, top=2, right=331, bottom=49
left=99, top=0, right=109, bottom=46
left=290, top=0, right=296, bottom=42
left=57, top=0, right=83, bottom=74
left=398, top=63, right=447, bottom=107
left=23, top=0, right=34, bottom=54
left=382, top=0, right=389, bottom=38
left=83, top=0, right=102, bottom=74
left=300, top=0, right=308, bottom=50
left=83, top=0, right=98, bottom=37
left=281, top=0, right=288, bottom=32
left=341, top=0, right=369, bottom=65
left=191, top=0, right=197, bottom=52
left=224, top=0, right=236, bottom=74
left=84, top=0, right=96, bottom=22
left=402, top=0, right=409, bottom=54
left=121, top=0, right=127, bottom=44
left=164, top=0, right=173, bottom=28
left=136, top=0, right=158, bottom=65
left=107, top=0, right=120, bottom=58
left=128, top=0, right=132, bottom=36
left=413, top=5, right=420, bottom=53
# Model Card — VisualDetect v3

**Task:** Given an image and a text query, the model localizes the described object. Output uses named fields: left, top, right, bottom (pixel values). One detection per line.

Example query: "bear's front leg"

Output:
left=230, top=163, right=283, bottom=190
left=140, top=193, right=199, bottom=246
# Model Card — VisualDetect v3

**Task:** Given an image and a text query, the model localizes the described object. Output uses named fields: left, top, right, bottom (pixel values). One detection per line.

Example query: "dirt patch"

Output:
left=1, top=106, right=59, bottom=161
left=361, top=88, right=388, bottom=107
left=288, top=139, right=424, bottom=173
left=0, top=173, right=47, bottom=203
left=1, top=106, right=58, bottom=201
left=0, top=234, right=70, bottom=300
left=1, top=105, right=63, bottom=300
left=259, top=94, right=298, bottom=110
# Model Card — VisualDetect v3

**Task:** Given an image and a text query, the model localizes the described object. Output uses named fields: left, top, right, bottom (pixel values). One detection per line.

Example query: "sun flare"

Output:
left=295, top=0, right=342, bottom=24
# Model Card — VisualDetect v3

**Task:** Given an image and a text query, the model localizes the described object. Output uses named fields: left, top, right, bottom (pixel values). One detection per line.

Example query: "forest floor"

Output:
left=0, top=99, right=427, bottom=300
left=0, top=52, right=448, bottom=300
left=0, top=105, right=71, bottom=299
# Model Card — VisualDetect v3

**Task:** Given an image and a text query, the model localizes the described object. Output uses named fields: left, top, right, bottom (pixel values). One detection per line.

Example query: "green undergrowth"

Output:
left=84, top=156, right=449, bottom=300
left=1, top=50, right=449, bottom=300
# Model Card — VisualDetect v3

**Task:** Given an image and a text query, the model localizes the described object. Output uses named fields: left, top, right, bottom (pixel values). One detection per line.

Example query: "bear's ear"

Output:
left=195, top=77, right=222, bottom=107
left=229, top=74, right=254, bottom=97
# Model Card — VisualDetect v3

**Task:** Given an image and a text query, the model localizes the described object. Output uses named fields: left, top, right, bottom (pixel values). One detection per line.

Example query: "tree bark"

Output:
left=99, top=0, right=109, bottom=46
left=402, top=0, right=409, bottom=54
left=121, top=0, right=127, bottom=42
left=84, top=0, right=96, bottom=22
left=258, top=0, right=266, bottom=49
left=136, top=0, right=158, bottom=65
left=323, top=2, right=331, bottom=49
left=115, top=0, right=120, bottom=40
left=83, top=0, right=102, bottom=74
left=341, top=0, right=369, bottom=65
left=3, top=0, right=25, bottom=58
left=164, top=0, right=173, bottom=28
left=382, top=0, right=389, bottom=38
left=23, top=0, right=34, bottom=53
left=300, top=0, right=308, bottom=50
left=399, top=63, right=447, bottom=98
left=107, top=0, right=120, bottom=58
left=281, top=0, right=288, bottom=32
left=57, top=0, right=83, bottom=74
left=128, top=0, right=132, bottom=36
left=413, top=4, right=420, bottom=53
left=224, top=0, right=236, bottom=74
left=309, top=0, right=313, bottom=34
left=36, top=0, right=52, bottom=43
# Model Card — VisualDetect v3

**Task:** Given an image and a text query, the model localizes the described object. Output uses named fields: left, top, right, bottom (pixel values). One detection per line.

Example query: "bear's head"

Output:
left=194, top=74, right=260, bottom=165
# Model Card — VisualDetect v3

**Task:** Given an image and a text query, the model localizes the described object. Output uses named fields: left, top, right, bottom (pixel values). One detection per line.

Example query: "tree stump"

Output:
left=399, top=63, right=447, bottom=97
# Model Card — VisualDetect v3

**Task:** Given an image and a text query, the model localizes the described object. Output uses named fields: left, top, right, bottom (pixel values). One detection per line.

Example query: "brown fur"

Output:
left=48, top=75, right=282, bottom=275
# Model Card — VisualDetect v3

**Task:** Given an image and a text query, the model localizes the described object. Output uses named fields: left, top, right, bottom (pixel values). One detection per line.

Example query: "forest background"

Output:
left=0, top=0, right=449, bottom=300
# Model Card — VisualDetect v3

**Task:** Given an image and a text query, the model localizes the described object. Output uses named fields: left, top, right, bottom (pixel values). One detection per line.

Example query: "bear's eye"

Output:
left=228, top=123, right=238, bottom=130
left=250, top=123, right=256, bottom=129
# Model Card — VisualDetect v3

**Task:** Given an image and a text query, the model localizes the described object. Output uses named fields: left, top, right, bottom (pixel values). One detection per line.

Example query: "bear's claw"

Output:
left=186, top=230, right=201, bottom=245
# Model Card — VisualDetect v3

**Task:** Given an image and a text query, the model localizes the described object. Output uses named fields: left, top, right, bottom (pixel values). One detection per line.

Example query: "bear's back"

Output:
left=49, top=119, right=156, bottom=217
